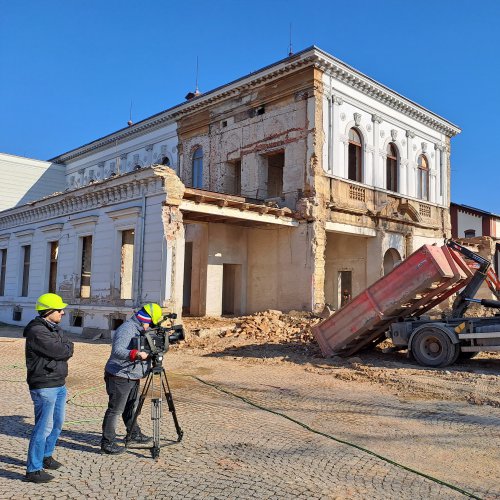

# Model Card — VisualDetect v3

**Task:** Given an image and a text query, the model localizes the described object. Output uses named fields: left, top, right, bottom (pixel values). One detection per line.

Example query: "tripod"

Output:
left=125, top=354, right=183, bottom=459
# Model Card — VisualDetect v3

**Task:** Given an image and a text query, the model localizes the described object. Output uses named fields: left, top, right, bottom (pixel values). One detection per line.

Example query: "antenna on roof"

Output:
left=288, top=22, right=293, bottom=57
left=185, top=57, right=202, bottom=100
left=195, top=56, right=199, bottom=94
left=128, top=100, right=133, bottom=126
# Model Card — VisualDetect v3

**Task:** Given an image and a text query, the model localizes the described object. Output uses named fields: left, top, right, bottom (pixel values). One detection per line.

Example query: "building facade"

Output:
left=0, top=46, right=461, bottom=330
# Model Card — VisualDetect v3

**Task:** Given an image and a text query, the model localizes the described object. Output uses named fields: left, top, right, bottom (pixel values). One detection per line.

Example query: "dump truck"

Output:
left=312, top=240, right=500, bottom=367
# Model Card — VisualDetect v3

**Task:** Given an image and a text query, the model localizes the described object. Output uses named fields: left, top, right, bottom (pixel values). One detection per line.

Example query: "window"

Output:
left=0, top=249, right=6, bottom=296
left=417, top=155, right=429, bottom=201
left=226, top=160, right=241, bottom=195
left=161, top=156, right=170, bottom=166
left=464, top=229, right=476, bottom=238
left=48, top=241, right=58, bottom=293
left=266, top=152, right=284, bottom=198
left=21, top=245, right=31, bottom=297
left=386, top=143, right=398, bottom=192
left=120, top=230, right=135, bottom=299
left=348, top=128, right=362, bottom=182
left=338, top=270, right=352, bottom=308
left=80, top=236, right=92, bottom=298
left=192, top=147, right=203, bottom=188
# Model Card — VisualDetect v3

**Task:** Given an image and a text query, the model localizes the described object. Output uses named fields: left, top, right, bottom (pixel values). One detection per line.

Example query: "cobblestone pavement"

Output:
left=0, top=329, right=497, bottom=499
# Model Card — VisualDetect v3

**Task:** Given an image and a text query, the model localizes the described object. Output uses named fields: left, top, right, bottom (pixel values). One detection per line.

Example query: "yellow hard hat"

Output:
left=142, top=303, right=163, bottom=326
left=35, top=293, right=68, bottom=311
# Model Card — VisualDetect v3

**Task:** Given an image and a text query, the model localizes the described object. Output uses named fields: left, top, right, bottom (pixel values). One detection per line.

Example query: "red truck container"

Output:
left=312, top=244, right=473, bottom=358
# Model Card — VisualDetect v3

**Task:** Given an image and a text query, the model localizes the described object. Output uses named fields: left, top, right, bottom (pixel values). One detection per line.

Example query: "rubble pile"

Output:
left=183, top=310, right=321, bottom=352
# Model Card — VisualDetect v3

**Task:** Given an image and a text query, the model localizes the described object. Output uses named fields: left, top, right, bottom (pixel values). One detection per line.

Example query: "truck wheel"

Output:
left=411, top=327, right=457, bottom=367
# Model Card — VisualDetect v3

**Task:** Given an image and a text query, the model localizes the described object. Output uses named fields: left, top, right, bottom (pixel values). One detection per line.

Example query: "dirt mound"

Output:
left=182, top=310, right=321, bottom=354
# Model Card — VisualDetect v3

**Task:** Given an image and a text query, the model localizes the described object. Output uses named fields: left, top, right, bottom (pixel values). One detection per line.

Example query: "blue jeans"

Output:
left=27, top=385, right=67, bottom=472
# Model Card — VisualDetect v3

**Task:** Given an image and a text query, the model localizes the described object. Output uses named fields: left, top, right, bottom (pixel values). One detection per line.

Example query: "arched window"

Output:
left=383, top=248, right=402, bottom=275
left=464, top=229, right=476, bottom=238
left=192, top=147, right=203, bottom=188
left=348, top=128, right=362, bottom=182
left=386, top=143, right=398, bottom=192
left=417, top=155, right=429, bottom=200
left=161, top=156, right=170, bottom=166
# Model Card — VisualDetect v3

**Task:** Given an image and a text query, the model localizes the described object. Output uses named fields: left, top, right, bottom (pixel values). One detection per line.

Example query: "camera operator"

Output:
left=100, top=303, right=163, bottom=455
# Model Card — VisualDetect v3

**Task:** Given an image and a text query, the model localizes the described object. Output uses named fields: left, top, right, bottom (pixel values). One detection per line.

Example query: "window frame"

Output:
left=386, top=143, right=399, bottom=192
left=417, top=154, right=429, bottom=201
left=348, top=128, right=363, bottom=182
left=0, top=248, right=7, bottom=296
left=192, top=147, right=203, bottom=188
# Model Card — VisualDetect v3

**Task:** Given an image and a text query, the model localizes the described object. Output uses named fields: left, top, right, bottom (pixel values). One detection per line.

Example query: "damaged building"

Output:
left=0, top=46, right=461, bottom=331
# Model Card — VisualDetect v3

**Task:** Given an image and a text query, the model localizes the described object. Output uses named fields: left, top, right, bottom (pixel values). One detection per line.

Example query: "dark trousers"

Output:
left=101, top=373, right=142, bottom=446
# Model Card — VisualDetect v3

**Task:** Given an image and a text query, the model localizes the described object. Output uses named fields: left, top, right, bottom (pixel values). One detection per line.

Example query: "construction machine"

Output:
left=312, top=240, right=500, bottom=367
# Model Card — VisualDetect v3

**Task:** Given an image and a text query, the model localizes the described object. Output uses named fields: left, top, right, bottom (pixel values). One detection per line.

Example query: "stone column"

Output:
left=331, top=95, right=343, bottom=176
left=371, top=114, right=383, bottom=187
left=434, top=143, right=444, bottom=202
left=406, top=130, right=415, bottom=196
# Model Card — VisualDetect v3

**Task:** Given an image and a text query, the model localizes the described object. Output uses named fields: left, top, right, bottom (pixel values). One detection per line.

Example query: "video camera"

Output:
left=136, top=313, right=185, bottom=359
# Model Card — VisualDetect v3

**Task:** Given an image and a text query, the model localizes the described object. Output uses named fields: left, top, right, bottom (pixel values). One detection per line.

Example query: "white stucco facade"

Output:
left=0, top=166, right=184, bottom=332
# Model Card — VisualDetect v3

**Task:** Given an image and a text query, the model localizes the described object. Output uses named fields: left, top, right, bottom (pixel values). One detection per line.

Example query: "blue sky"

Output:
left=0, top=0, right=498, bottom=213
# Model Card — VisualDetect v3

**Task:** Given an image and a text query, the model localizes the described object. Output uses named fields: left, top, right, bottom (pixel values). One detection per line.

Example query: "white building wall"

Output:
left=0, top=167, right=174, bottom=331
left=64, top=123, right=178, bottom=189
left=321, top=74, right=447, bottom=207
left=457, top=211, right=483, bottom=237
left=0, top=153, right=66, bottom=211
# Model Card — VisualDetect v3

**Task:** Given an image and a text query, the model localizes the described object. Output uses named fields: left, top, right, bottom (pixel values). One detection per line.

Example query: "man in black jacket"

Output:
left=24, top=293, right=74, bottom=483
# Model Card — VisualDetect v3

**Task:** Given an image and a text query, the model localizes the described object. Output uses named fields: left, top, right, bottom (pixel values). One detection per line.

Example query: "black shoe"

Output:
left=100, top=443, right=125, bottom=455
left=125, top=432, right=153, bottom=445
left=25, top=470, right=54, bottom=483
left=43, top=456, right=63, bottom=470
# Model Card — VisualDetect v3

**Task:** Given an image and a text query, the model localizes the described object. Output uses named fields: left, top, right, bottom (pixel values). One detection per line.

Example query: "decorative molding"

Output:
left=371, top=114, right=383, bottom=124
left=50, top=48, right=459, bottom=165
left=40, top=223, right=64, bottom=233
left=340, top=112, right=346, bottom=121
left=146, top=144, right=154, bottom=152
left=0, top=168, right=164, bottom=231
left=390, top=129, right=398, bottom=141
left=353, top=113, right=362, bottom=126
left=68, top=215, right=99, bottom=227
left=106, top=206, right=142, bottom=220
left=366, top=124, right=372, bottom=132
left=380, top=130, right=385, bottom=138
left=406, top=130, right=416, bottom=139
left=332, top=95, right=344, bottom=105
left=421, top=142, right=428, bottom=153
left=13, top=229, right=35, bottom=239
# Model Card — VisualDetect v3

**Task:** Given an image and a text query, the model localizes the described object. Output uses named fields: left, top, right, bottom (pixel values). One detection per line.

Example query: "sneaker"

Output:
left=125, top=432, right=153, bottom=445
left=43, top=456, right=63, bottom=470
left=24, top=470, right=54, bottom=483
left=100, top=443, right=125, bottom=455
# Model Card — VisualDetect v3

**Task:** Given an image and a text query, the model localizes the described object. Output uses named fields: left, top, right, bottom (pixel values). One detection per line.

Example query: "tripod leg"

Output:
left=151, top=397, right=162, bottom=459
left=161, top=369, right=184, bottom=442
left=125, top=373, right=152, bottom=447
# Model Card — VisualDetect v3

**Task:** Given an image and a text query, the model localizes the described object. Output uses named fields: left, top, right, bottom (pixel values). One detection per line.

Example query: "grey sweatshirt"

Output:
left=105, top=315, right=150, bottom=380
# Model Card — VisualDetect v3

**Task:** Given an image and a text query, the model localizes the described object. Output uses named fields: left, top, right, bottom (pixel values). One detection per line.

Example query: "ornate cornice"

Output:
left=313, top=51, right=460, bottom=138
left=0, top=168, right=165, bottom=231
left=49, top=46, right=460, bottom=165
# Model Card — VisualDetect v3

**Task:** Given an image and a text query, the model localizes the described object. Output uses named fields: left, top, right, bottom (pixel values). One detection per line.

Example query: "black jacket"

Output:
left=23, top=316, right=74, bottom=390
